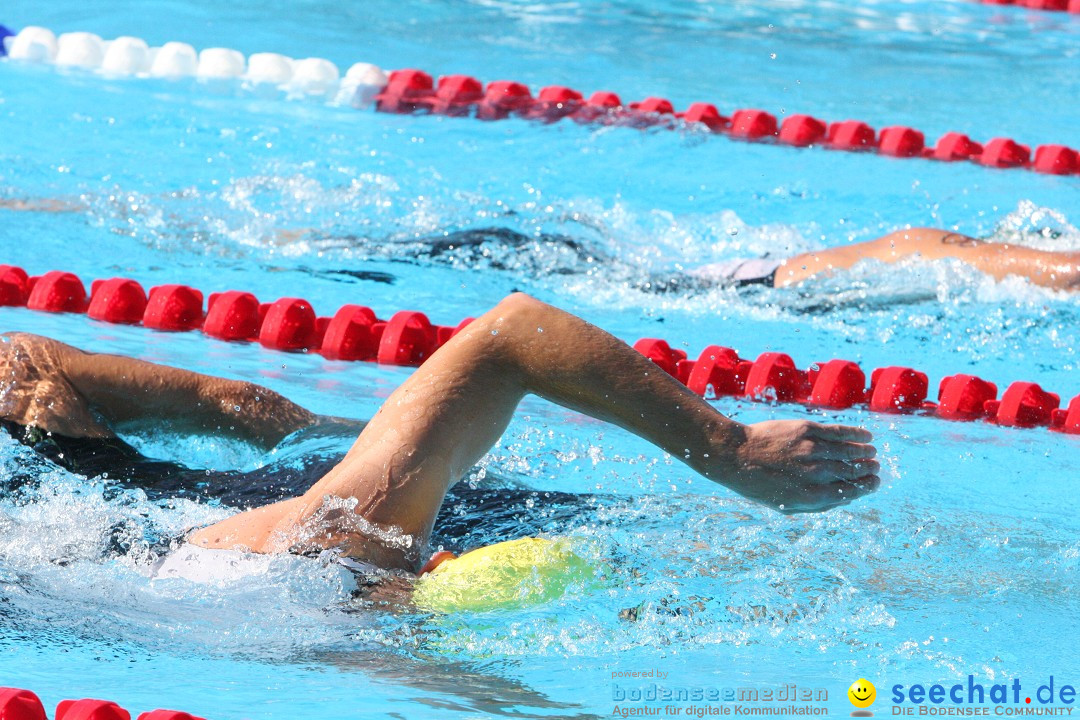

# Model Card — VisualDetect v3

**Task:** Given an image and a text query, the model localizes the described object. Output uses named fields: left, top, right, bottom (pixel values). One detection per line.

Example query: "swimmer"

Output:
left=695, top=227, right=1080, bottom=292
left=2, top=197, right=1076, bottom=292
left=0, top=293, right=877, bottom=571
left=306, top=225, right=1080, bottom=293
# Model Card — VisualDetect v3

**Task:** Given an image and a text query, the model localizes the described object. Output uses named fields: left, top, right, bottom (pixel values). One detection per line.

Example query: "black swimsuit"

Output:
left=0, top=421, right=602, bottom=551
left=0, top=419, right=336, bottom=507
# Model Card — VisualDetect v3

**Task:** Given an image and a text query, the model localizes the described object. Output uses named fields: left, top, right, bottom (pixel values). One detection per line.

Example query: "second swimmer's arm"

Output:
left=52, top=336, right=317, bottom=449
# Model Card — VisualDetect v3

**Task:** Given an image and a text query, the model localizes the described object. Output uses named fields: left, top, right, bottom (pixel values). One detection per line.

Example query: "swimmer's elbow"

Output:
left=0, top=332, right=69, bottom=360
left=496, top=291, right=542, bottom=311
left=1, top=331, right=40, bottom=344
left=493, top=292, right=553, bottom=325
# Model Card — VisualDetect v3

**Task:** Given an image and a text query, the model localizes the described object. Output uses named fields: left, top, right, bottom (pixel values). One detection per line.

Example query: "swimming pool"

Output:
left=1, top=0, right=1078, bottom=718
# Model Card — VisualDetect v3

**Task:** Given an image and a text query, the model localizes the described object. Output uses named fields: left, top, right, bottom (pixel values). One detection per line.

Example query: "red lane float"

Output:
left=878, top=126, right=925, bottom=158
left=627, top=334, right=1077, bottom=435
left=779, top=115, right=827, bottom=147
left=979, top=138, right=1031, bottom=168
left=56, top=699, right=130, bottom=720
left=685, top=345, right=742, bottom=396
left=0, top=687, right=47, bottom=720
left=937, top=374, right=998, bottom=420
left=258, top=297, right=321, bottom=351
left=868, top=367, right=929, bottom=412
left=143, top=285, right=204, bottom=331
left=203, top=290, right=262, bottom=341
left=478, top=80, right=533, bottom=121
left=1052, top=395, right=1080, bottom=433
left=828, top=120, right=876, bottom=151
left=363, top=66, right=1079, bottom=179
left=0, top=263, right=1077, bottom=436
left=743, top=352, right=809, bottom=402
left=374, top=69, right=434, bottom=114
left=88, top=279, right=148, bottom=325
left=425, top=74, right=484, bottom=116
left=377, top=310, right=438, bottom=366
left=989, top=382, right=1059, bottom=427
left=933, top=132, right=983, bottom=161
left=27, top=271, right=87, bottom=313
left=0, top=265, right=31, bottom=306
left=320, top=304, right=381, bottom=361
left=808, top=360, right=866, bottom=409
left=0, top=687, right=206, bottom=720
left=679, top=103, right=729, bottom=132
left=729, top=109, right=777, bottom=140
left=980, top=0, right=1080, bottom=13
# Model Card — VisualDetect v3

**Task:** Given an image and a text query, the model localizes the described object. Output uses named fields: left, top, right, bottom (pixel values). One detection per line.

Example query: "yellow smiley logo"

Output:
left=848, top=679, right=876, bottom=709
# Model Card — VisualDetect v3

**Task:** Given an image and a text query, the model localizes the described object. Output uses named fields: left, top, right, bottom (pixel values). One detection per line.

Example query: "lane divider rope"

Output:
left=2, top=25, right=1079, bottom=177
left=1, top=264, right=1077, bottom=436
left=0, top=686, right=204, bottom=720
left=981, top=0, right=1080, bottom=12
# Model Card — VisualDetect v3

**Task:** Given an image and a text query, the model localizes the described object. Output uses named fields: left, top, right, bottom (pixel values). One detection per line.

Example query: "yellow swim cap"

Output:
left=413, top=537, right=597, bottom=613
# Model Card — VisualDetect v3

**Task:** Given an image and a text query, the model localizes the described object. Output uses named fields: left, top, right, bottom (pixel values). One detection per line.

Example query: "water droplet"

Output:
left=491, top=329, right=499, bottom=336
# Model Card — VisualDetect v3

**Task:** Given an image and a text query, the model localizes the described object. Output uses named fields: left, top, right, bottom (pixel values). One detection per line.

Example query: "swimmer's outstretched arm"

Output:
left=191, top=294, right=879, bottom=569
left=776, top=228, right=1080, bottom=290
left=0, top=333, right=316, bottom=449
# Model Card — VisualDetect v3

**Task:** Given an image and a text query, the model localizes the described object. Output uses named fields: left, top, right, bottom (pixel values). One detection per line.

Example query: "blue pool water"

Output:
left=0, top=1, right=1078, bottom=718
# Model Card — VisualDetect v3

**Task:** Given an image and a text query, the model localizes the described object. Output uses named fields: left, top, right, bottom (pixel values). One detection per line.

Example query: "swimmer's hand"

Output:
left=712, top=420, right=879, bottom=513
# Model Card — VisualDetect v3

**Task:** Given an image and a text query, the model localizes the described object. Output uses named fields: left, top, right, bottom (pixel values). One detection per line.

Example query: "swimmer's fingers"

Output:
left=806, top=423, right=873, bottom=444
left=800, top=459, right=880, bottom=483
left=796, top=475, right=881, bottom=513
left=803, top=439, right=877, bottom=462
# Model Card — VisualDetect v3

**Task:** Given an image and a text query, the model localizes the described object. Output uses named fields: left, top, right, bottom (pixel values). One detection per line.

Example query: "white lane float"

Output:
left=55, top=32, right=104, bottom=68
left=1, top=23, right=386, bottom=111
left=148, top=41, right=198, bottom=77
left=197, top=47, right=245, bottom=78
left=8, top=26, right=58, bottom=63
left=246, top=52, right=294, bottom=86
left=286, top=57, right=340, bottom=97
left=338, top=62, right=389, bottom=108
left=101, top=36, right=151, bottom=75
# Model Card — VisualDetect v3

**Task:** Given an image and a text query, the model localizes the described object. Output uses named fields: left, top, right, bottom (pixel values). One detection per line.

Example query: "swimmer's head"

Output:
left=413, top=537, right=599, bottom=613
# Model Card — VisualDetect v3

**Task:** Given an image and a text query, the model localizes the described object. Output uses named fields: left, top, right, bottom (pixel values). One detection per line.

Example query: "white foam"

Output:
left=336, top=62, right=388, bottom=108
left=149, top=41, right=198, bottom=78
left=149, top=543, right=357, bottom=597
left=197, top=47, right=245, bottom=79
left=287, top=57, right=340, bottom=97
left=8, top=26, right=58, bottom=63
left=101, top=36, right=151, bottom=75
left=55, top=32, right=105, bottom=68
left=245, top=52, right=293, bottom=86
